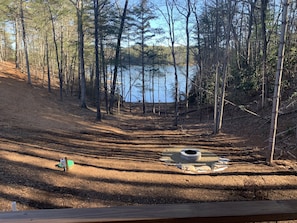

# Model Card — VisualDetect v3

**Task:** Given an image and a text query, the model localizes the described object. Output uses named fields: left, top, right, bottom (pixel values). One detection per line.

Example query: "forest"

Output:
left=0, top=0, right=296, bottom=164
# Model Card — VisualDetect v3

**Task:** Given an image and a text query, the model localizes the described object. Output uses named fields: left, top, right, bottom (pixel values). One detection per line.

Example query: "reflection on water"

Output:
left=111, top=65, right=196, bottom=103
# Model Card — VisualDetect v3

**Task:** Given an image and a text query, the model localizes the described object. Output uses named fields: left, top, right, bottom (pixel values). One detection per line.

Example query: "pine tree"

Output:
left=130, top=0, right=157, bottom=114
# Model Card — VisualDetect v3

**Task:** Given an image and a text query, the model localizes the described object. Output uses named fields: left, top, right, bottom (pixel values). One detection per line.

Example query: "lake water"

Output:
left=112, top=65, right=196, bottom=103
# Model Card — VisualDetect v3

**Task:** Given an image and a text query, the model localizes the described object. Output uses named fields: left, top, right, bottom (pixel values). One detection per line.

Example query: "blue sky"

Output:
left=127, top=0, right=196, bottom=46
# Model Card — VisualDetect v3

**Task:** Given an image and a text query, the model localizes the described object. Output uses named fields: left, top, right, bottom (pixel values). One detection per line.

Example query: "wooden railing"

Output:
left=1, top=200, right=297, bottom=223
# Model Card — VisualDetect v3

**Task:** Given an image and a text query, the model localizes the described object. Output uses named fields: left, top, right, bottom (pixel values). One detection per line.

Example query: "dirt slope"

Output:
left=0, top=62, right=296, bottom=212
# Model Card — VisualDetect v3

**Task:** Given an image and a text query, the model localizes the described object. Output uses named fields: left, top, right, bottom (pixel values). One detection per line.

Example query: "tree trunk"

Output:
left=45, top=33, right=51, bottom=93
left=214, top=63, right=219, bottom=133
left=166, top=0, right=179, bottom=126
left=185, top=0, right=191, bottom=113
left=151, top=45, right=156, bottom=114
left=218, top=0, right=232, bottom=131
left=100, top=32, right=108, bottom=113
left=109, top=0, right=128, bottom=114
left=192, top=2, right=203, bottom=121
left=141, top=26, right=146, bottom=114
left=267, top=0, right=290, bottom=164
left=247, top=0, right=257, bottom=66
left=175, top=0, right=191, bottom=114
left=94, top=0, right=101, bottom=121
left=60, top=26, right=64, bottom=100
left=128, top=33, right=132, bottom=112
left=77, top=0, right=87, bottom=108
left=14, top=17, right=20, bottom=69
left=261, top=0, right=268, bottom=108
left=20, top=0, right=31, bottom=85
left=213, top=0, right=219, bottom=134
left=47, top=3, right=63, bottom=100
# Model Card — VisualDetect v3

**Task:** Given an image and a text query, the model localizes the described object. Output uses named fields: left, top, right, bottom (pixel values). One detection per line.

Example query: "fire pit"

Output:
left=180, top=149, right=201, bottom=162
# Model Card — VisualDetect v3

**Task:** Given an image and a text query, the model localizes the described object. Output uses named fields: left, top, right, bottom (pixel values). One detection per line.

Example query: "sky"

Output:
left=127, top=0, right=198, bottom=46
left=125, top=0, right=285, bottom=47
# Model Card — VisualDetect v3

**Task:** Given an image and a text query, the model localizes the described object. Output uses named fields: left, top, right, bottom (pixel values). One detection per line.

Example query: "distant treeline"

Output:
left=120, top=45, right=197, bottom=66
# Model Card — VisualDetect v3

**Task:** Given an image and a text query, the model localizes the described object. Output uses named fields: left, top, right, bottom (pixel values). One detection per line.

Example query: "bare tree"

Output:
left=19, top=0, right=31, bottom=85
left=47, top=2, right=63, bottom=100
left=174, top=0, right=191, bottom=113
left=267, top=0, right=290, bottom=164
left=94, top=0, right=101, bottom=121
left=160, top=0, right=179, bottom=126
left=98, top=2, right=109, bottom=114
left=77, top=0, right=87, bottom=108
left=246, top=0, right=257, bottom=66
left=213, top=0, right=220, bottom=134
left=14, top=16, right=21, bottom=69
left=192, top=0, right=204, bottom=121
left=261, top=0, right=269, bottom=108
left=217, top=0, right=234, bottom=132
left=45, top=33, right=51, bottom=93
left=69, top=0, right=87, bottom=108
left=109, top=0, right=129, bottom=114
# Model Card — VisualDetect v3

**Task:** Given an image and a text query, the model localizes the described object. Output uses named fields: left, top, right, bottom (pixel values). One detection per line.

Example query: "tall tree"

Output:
left=267, top=0, right=290, bottom=164
left=15, top=16, right=21, bottom=69
left=246, top=0, right=257, bottom=66
left=70, top=0, right=87, bottom=108
left=94, top=0, right=101, bottom=121
left=261, top=0, right=269, bottom=108
left=217, top=0, right=234, bottom=131
left=175, top=0, right=191, bottom=113
left=162, top=0, right=179, bottom=126
left=45, top=33, right=51, bottom=93
left=192, top=0, right=205, bottom=121
left=20, top=0, right=31, bottom=85
left=97, top=0, right=110, bottom=114
left=131, top=0, right=157, bottom=114
left=78, top=0, right=87, bottom=108
left=109, top=0, right=129, bottom=114
left=46, top=2, right=63, bottom=100
left=213, top=0, right=220, bottom=134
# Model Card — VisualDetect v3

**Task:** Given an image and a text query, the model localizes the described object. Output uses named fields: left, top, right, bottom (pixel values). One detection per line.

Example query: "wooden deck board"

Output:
left=1, top=200, right=297, bottom=223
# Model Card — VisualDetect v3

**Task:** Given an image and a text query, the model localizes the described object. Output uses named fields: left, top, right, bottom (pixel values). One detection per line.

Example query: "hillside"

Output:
left=0, top=61, right=296, bottom=211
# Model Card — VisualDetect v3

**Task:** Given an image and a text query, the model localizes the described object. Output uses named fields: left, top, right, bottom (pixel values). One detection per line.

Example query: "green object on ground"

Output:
left=56, top=160, right=74, bottom=168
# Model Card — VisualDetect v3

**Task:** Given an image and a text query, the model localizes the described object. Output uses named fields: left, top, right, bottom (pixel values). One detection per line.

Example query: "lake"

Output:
left=111, top=65, right=197, bottom=103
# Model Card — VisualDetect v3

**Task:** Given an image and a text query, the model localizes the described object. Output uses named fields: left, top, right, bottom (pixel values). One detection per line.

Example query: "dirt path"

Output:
left=0, top=62, right=296, bottom=211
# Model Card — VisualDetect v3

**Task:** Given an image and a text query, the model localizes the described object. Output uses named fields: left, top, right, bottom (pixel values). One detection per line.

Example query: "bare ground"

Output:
left=0, top=62, right=296, bottom=212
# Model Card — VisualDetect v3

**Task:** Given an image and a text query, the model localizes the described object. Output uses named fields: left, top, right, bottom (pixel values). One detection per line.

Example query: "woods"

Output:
left=0, top=0, right=296, bottom=163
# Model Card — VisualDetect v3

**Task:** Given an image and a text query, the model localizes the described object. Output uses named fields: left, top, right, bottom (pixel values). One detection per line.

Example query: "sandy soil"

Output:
left=0, top=62, right=296, bottom=212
